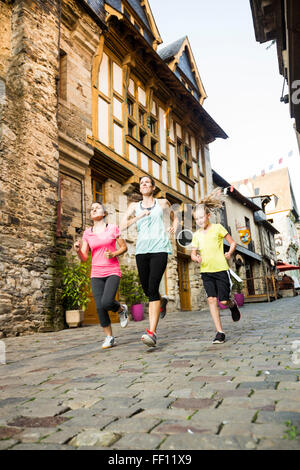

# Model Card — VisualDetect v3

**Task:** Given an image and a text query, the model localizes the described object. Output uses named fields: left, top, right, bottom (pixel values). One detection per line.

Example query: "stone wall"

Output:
left=0, top=0, right=61, bottom=337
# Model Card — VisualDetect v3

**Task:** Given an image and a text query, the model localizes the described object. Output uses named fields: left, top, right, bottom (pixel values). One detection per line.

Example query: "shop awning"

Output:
left=277, top=263, right=300, bottom=271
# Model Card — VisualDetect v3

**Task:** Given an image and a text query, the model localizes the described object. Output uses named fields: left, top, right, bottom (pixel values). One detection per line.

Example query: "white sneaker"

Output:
left=119, top=304, right=129, bottom=328
left=102, top=336, right=115, bottom=349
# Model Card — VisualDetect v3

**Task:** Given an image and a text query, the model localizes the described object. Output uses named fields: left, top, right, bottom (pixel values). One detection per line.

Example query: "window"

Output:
left=92, top=179, right=105, bottom=203
left=139, top=108, right=145, bottom=126
left=186, top=164, right=191, bottom=178
left=184, top=146, right=190, bottom=161
left=139, top=129, right=147, bottom=146
left=178, top=158, right=183, bottom=174
left=128, top=121, right=135, bottom=137
left=151, top=138, right=157, bottom=154
left=149, top=117, right=157, bottom=135
left=96, top=51, right=124, bottom=153
left=177, top=139, right=182, bottom=157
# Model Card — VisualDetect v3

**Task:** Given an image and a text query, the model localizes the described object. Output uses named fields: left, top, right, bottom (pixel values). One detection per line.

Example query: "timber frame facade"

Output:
left=0, top=0, right=227, bottom=335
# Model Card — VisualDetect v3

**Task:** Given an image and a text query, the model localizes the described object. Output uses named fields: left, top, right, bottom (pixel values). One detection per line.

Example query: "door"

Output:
left=83, top=286, right=120, bottom=325
left=83, top=293, right=99, bottom=325
left=178, top=256, right=191, bottom=311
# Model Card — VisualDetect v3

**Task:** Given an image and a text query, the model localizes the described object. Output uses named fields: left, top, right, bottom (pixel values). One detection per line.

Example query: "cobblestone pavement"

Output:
left=1, top=296, right=300, bottom=451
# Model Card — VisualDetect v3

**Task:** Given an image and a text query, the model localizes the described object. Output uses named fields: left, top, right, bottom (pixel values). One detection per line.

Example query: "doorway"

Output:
left=245, top=260, right=255, bottom=295
left=177, top=256, right=191, bottom=311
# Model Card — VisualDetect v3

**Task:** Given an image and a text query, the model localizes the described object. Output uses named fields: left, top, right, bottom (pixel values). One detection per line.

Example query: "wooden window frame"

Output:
left=92, top=178, right=105, bottom=204
left=96, top=48, right=124, bottom=153
left=125, top=76, right=164, bottom=181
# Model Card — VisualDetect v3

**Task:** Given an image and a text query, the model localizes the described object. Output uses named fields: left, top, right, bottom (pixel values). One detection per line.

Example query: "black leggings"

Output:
left=91, top=276, right=121, bottom=328
left=136, top=252, right=168, bottom=302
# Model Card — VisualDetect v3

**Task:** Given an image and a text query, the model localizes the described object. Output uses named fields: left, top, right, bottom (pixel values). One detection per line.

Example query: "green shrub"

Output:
left=60, top=255, right=91, bottom=311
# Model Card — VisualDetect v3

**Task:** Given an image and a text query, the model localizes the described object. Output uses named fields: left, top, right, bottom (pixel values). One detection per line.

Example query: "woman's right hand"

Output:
left=192, top=254, right=202, bottom=264
left=74, top=239, right=81, bottom=252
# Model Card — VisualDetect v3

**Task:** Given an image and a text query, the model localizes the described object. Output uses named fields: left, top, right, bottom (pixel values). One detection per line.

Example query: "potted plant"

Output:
left=119, top=266, right=147, bottom=321
left=60, top=255, right=91, bottom=327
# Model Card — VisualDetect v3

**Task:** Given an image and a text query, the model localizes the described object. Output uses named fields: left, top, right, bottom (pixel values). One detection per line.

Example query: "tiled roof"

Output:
left=105, top=0, right=122, bottom=13
left=86, top=0, right=106, bottom=16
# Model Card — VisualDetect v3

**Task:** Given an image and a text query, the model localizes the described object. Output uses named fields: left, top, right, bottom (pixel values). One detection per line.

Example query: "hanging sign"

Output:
left=238, top=228, right=251, bottom=245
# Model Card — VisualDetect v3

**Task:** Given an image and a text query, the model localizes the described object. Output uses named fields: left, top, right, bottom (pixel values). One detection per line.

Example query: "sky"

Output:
left=149, top=0, right=300, bottom=209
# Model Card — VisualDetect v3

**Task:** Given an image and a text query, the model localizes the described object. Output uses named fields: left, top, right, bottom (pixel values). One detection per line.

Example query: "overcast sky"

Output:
left=149, top=0, right=300, bottom=209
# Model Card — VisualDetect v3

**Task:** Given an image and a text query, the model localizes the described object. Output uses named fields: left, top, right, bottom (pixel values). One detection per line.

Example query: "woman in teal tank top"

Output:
left=121, top=176, right=178, bottom=348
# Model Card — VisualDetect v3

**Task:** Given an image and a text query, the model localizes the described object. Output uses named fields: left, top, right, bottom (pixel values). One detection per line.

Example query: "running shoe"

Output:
left=160, top=295, right=168, bottom=319
left=141, top=329, right=157, bottom=347
left=102, top=336, right=115, bottom=349
left=229, top=300, right=241, bottom=322
left=212, top=332, right=226, bottom=344
left=119, top=304, right=129, bottom=328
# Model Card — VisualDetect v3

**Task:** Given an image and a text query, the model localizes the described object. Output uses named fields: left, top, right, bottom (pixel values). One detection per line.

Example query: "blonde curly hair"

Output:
left=193, top=188, right=226, bottom=215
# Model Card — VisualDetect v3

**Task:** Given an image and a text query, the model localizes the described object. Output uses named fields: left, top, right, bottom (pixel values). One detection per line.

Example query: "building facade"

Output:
left=235, top=167, right=300, bottom=288
left=250, top=0, right=300, bottom=155
left=0, top=0, right=227, bottom=336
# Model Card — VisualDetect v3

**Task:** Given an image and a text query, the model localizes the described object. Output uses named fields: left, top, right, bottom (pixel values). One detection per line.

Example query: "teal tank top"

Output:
left=135, top=199, right=172, bottom=255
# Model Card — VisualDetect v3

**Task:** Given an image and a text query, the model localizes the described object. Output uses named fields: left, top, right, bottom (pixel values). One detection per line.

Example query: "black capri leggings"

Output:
left=136, top=252, right=168, bottom=302
left=91, top=275, right=121, bottom=328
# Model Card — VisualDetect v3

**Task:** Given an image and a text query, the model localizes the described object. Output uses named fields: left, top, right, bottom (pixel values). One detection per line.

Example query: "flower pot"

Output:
left=66, top=309, right=84, bottom=328
left=217, top=299, right=228, bottom=310
left=234, top=293, right=244, bottom=307
left=131, top=304, right=144, bottom=321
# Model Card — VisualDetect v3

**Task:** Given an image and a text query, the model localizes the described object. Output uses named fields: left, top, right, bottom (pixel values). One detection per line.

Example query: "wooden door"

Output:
left=83, top=292, right=99, bottom=325
left=178, top=256, right=191, bottom=311
left=245, top=261, right=255, bottom=295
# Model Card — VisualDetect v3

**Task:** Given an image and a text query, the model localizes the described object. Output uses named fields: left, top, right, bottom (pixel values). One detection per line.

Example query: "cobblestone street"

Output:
left=1, top=296, right=300, bottom=451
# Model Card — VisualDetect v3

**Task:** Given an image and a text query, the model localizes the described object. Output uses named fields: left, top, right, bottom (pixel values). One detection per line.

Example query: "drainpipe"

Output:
left=56, top=175, right=62, bottom=237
